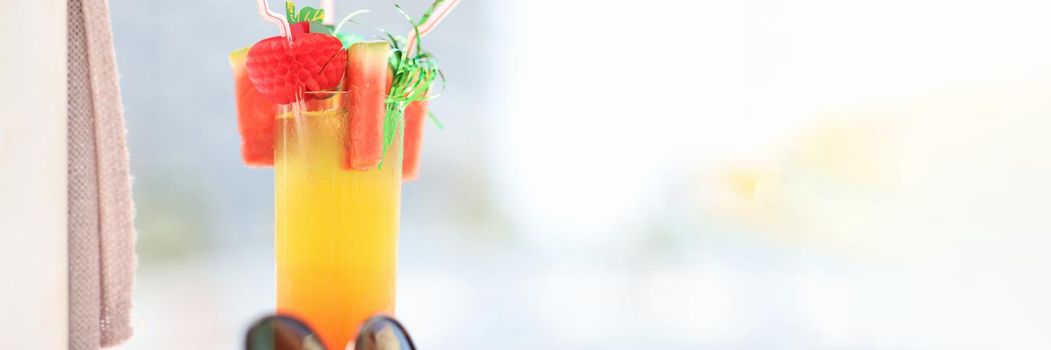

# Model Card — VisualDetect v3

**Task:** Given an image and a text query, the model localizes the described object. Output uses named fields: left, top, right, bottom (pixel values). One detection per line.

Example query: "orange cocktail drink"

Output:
left=275, top=93, right=401, bottom=349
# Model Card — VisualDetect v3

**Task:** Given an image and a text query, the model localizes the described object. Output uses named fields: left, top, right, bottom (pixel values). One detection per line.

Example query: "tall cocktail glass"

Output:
left=274, top=92, right=401, bottom=349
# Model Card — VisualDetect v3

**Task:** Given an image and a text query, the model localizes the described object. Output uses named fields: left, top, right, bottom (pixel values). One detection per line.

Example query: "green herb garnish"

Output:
left=373, top=1, right=446, bottom=168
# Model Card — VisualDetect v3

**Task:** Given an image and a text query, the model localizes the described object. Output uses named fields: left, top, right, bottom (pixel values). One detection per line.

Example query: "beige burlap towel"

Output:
left=68, top=0, right=136, bottom=348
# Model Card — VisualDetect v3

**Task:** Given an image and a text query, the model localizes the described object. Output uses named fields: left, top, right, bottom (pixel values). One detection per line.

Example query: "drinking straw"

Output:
left=256, top=0, right=291, bottom=39
left=321, top=0, right=335, bottom=24
left=333, top=9, right=372, bottom=35
left=405, top=0, right=461, bottom=56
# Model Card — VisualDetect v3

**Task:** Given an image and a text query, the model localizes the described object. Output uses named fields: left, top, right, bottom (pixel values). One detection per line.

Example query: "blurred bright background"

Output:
left=111, top=0, right=1051, bottom=349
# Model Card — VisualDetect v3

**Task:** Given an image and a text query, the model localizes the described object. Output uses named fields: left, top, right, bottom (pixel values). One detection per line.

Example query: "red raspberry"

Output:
left=246, top=32, right=347, bottom=104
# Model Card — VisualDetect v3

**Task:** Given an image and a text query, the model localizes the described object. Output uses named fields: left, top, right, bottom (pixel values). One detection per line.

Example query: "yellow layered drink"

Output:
left=275, top=95, right=401, bottom=349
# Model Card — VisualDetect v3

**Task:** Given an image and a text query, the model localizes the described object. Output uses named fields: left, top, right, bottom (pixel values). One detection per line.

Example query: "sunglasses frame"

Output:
left=246, top=313, right=417, bottom=350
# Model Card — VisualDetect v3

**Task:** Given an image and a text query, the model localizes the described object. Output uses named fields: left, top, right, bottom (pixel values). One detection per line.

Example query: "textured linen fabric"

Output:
left=67, top=0, right=137, bottom=347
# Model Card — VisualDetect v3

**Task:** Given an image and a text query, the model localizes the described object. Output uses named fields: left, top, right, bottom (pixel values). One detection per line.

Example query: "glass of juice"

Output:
left=274, top=92, right=401, bottom=350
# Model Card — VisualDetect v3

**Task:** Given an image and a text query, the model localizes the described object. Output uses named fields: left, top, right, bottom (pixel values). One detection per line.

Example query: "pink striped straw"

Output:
left=256, top=0, right=291, bottom=40
left=405, top=0, right=461, bottom=56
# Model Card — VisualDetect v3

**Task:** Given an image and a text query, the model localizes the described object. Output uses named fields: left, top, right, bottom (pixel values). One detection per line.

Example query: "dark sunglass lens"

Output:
left=354, top=315, right=416, bottom=350
left=246, top=315, right=325, bottom=350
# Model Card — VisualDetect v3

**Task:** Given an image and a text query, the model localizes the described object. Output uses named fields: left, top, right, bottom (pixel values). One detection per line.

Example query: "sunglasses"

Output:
left=245, top=314, right=416, bottom=350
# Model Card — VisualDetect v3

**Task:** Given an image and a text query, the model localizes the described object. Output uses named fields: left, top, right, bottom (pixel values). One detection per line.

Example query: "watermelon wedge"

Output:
left=229, top=47, right=278, bottom=167
left=402, top=101, right=429, bottom=180
left=342, top=41, right=390, bottom=170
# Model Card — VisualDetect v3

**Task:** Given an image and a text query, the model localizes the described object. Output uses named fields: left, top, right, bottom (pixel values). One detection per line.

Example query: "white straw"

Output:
left=405, top=0, right=461, bottom=56
left=321, top=0, right=335, bottom=25
left=256, top=0, right=291, bottom=39
left=333, top=9, right=372, bottom=35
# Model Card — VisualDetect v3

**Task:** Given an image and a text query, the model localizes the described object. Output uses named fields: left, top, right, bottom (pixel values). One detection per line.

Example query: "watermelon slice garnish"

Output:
left=229, top=47, right=278, bottom=167
left=342, top=41, right=390, bottom=170
left=401, top=101, right=428, bottom=180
